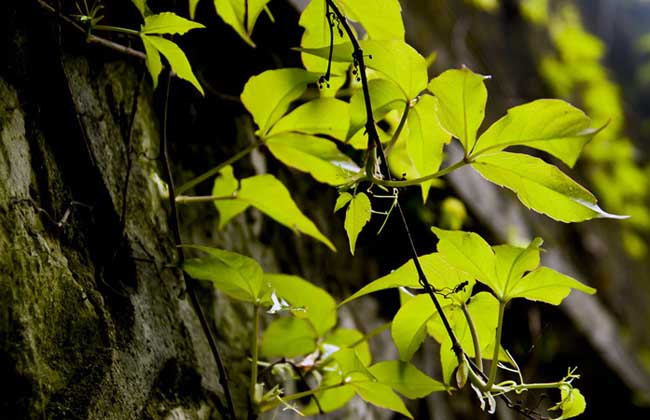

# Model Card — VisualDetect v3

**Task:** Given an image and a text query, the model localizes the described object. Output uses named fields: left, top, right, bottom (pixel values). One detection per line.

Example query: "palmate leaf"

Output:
left=141, top=12, right=204, bottom=35
left=336, top=0, right=405, bottom=41
left=241, top=68, right=319, bottom=136
left=471, top=152, right=626, bottom=222
left=348, top=79, right=405, bottom=139
left=322, top=328, right=372, bottom=366
left=212, top=166, right=335, bottom=250
left=432, top=228, right=596, bottom=304
left=334, top=192, right=353, bottom=213
left=344, top=192, right=372, bottom=255
left=269, top=97, right=349, bottom=140
left=141, top=35, right=204, bottom=95
left=352, top=381, right=413, bottom=419
left=391, top=294, right=435, bottom=361
left=367, top=361, right=448, bottom=398
left=264, top=273, right=337, bottom=335
left=470, top=99, right=601, bottom=167
left=406, top=94, right=451, bottom=202
left=181, top=245, right=263, bottom=302
left=427, top=67, right=489, bottom=153
left=213, top=0, right=270, bottom=47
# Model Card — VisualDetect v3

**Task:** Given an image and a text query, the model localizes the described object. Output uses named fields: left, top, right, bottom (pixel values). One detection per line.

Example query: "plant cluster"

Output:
left=49, top=0, right=631, bottom=418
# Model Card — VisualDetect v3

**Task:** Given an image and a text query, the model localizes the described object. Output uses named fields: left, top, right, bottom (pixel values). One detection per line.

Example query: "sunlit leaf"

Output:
left=213, top=0, right=271, bottom=47
left=551, top=387, right=587, bottom=419
left=368, top=360, right=448, bottom=398
left=334, top=192, right=353, bottom=213
left=340, top=253, right=471, bottom=306
left=260, top=317, right=317, bottom=358
left=302, top=369, right=355, bottom=415
left=269, top=98, right=350, bottom=140
left=492, top=238, right=543, bottom=298
left=189, top=0, right=200, bottom=19
left=344, top=192, right=372, bottom=255
left=428, top=67, right=489, bottom=153
left=131, top=0, right=146, bottom=17
left=212, top=167, right=335, bottom=250
left=298, top=0, right=349, bottom=75
left=323, top=328, right=372, bottom=366
left=212, top=166, right=249, bottom=228
left=391, top=294, right=435, bottom=361
left=141, top=12, right=205, bottom=35
left=348, top=79, right=405, bottom=139
left=472, top=99, right=599, bottom=167
left=264, top=273, right=337, bottom=335
left=352, top=381, right=413, bottom=419
left=507, top=267, right=596, bottom=305
left=141, top=35, right=204, bottom=95
left=141, top=35, right=163, bottom=89
left=241, top=68, right=319, bottom=135
left=337, top=0, right=405, bottom=40
left=299, top=40, right=428, bottom=99
left=182, top=245, right=263, bottom=302
left=471, top=152, right=626, bottom=222
left=407, top=94, right=451, bottom=202
left=266, top=133, right=360, bottom=186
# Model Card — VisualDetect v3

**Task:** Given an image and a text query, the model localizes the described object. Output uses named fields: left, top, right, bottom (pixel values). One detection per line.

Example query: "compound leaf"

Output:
left=344, top=192, right=372, bottom=255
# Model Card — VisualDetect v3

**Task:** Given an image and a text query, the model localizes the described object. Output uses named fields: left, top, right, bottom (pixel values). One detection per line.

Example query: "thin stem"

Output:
left=385, top=101, right=410, bottom=155
left=160, top=74, right=237, bottom=420
left=486, top=300, right=507, bottom=389
left=176, top=195, right=238, bottom=204
left=368, top=159, right=468, bottom=187
left=462, top=303, right=483, bottom=371
left=250, top=305, right=261, bottom=404
left=176, top=142, right=259, bottom=195
left=94, top=24, right=140, bottom=37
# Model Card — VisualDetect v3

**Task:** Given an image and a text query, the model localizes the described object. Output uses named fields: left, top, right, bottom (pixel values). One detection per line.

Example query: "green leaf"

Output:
left=212, top=166, right=249, bottom=228
left=344, top=192, right=372, bottom=255
left=298, top=0, right=349, bottom=75
left=471, top=99, right=598, bottom=167
left=492, top=238, right=543, bottom=299
left=391, top=294, right=435, bottom=361
left=131, top=0, right=146, bottom=17
left=141, top=35, right=163, bottom=89
left=181, top=245, right=263, bottom=302
left=189, top=0, right=200, bottom=19
left=141, top=12, right=205, bottom=35
left=406, top=94, right=451, bottom=202
left=212, top=167, right=336, bottom=250
left=427, top=292, right=504, bottom=383
left=507, top=267, right=596, bottom=305
left=322, top=328, right=372, bottom=366
left=551, top=387, right=587, bottom=419
left=213, top=0, right=270, bottom=47
left=352, top=382, right=413, bottom=419
left=431, top=228, right=498, bottom=293
left=427, top=67, right=489, bottom=153
left=264, top=273, right=337, bottom=335
left=241, top=68, right=319, bottom=136
left=340, top=252, right=472, bottom=306
left=260, top=317, right=317, bottom=358
left=471, top=152, right=626, bottom=222
left=348, top=79, right=405, bottom=139
left=368, top=360, right=448, bottom=398
left=334, top=192, right=353, bottom=213
left=337, top=0, right=405, bottom=40
left=269, top=98, right=350, bottom=140
left=299, top=40, right=428, bottom=99
left=302, top=370, right=355, bottom=415
left=141, top=35, right=204, bottom=95
left=333, top=348, right=374, bottom=379
left=265, top=133, right=360, bottom=186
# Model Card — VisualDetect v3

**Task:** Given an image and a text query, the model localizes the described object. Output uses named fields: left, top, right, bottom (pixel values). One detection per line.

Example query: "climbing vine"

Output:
left=41, top=0, right=631, bottom=418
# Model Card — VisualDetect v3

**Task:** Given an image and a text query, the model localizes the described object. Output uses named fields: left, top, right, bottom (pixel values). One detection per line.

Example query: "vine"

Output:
left=39, top=0, right=630, bottom=419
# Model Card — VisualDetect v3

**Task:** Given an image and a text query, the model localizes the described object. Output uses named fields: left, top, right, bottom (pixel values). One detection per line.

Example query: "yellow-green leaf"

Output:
left=507, top=267, right=596, bottom=305
left=269, top=98, right=349, bottom=140
left=337, top=0, right=405, bottom=40
left=352, top=381, right=413, bottom=419
left=132, top=0, right=146, bottom=17
left=241, top=68, right=319, bottom=136
left=471, top=152, right=626, bottom=222
left=298, top=0, right=349, bottom=75
left=344, top=192, right=371, bottom=255
left=322, top=328, right=372, bottom=366
left=406, top=94, right=451, bottom=202
left=214, top=0, right=270, bottom=47
left=428, top=67, right=489, bottom=153
left=472, top=99, right=599, bottom=167
left=368, top=360, right=448, bottom=398
left=182, top=245, right=263, bottom=302
left=551, top=387, right=587, bottom=419
left=141, top=12, right=205, bottom=35
left=189, top=0, right=200, bottom=19
left=141, top=35, right=162, bottom=89
left=264, top=273, right=337, bottom=335
left=212, top=166, right=248, bottom=228
left=141, top=35, right=204, bottom=95
left=391, top=294, right=435, bottom=361
left=348, top=79, right=405, bottom=139
left=265, top=133, right=360, bottom=185
left=334, top=192, right=353, bottom=213
left=260, top=317, right=317, bottom=358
